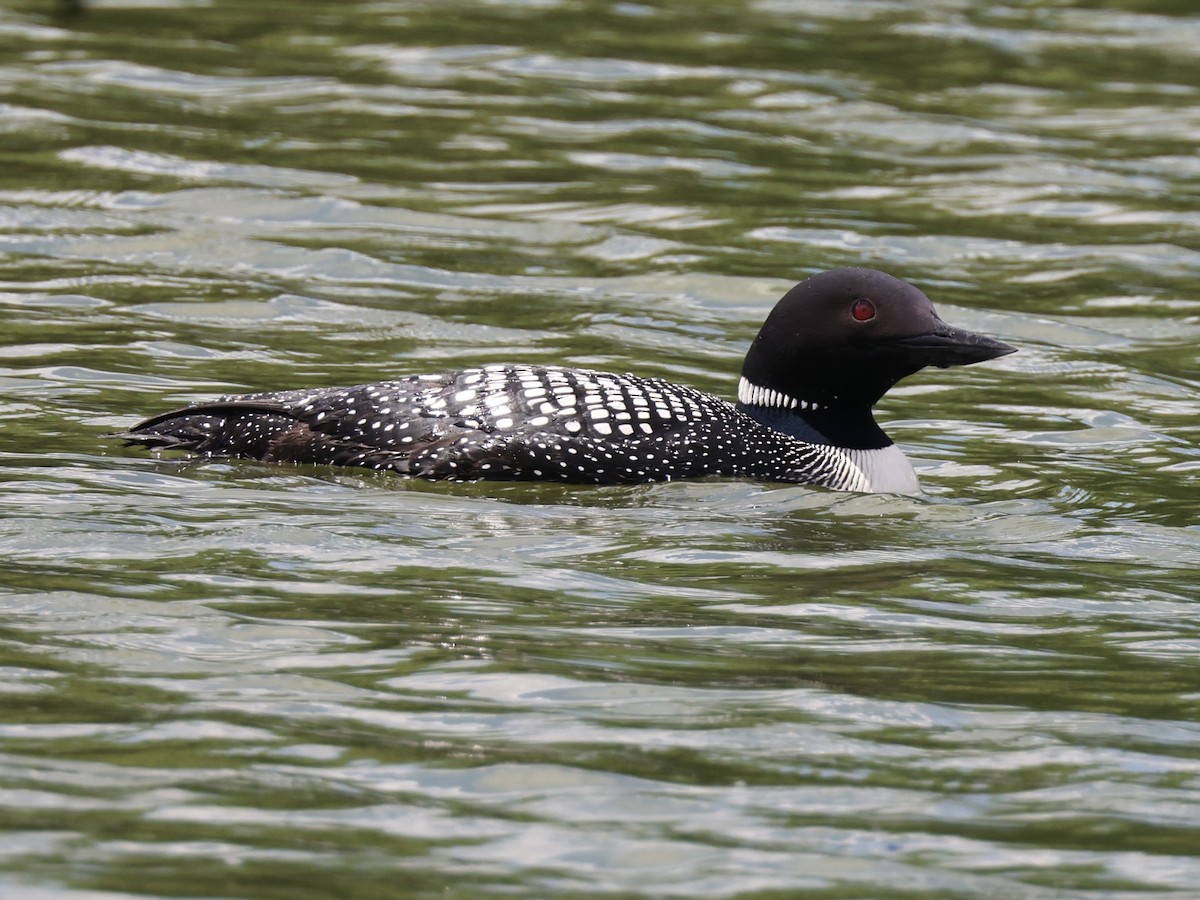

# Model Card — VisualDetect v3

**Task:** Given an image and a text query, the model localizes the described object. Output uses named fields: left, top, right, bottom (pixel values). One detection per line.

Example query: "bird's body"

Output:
left=109, top=268, right=1015, bottom=493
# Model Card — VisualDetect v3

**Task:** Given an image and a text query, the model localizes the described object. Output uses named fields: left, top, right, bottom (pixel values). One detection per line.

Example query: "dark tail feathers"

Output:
left=106, top=400, right=302, bottom=459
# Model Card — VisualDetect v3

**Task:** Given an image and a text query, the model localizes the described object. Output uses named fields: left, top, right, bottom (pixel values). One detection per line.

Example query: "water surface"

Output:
left=1, top=1, right=1198, bottom=897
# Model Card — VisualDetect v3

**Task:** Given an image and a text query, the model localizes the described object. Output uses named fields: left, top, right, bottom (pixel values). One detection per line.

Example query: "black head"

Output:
left=741, top=267, right=1015, bottom=410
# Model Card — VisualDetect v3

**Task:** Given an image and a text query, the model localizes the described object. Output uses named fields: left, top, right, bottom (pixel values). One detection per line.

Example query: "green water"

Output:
left=1, top=1, right=1198, bottom=897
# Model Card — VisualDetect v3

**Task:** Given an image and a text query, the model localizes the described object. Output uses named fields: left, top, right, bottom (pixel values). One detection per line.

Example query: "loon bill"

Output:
left=108, top=267, right=1016, bottom=493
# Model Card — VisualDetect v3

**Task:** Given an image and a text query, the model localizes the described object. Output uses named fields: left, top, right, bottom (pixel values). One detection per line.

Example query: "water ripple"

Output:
left=0, top=0, right=1197, bottom=897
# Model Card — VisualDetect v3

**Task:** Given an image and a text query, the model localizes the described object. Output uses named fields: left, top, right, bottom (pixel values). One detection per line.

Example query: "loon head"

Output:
left=740, top=267, right=1015, bottom=413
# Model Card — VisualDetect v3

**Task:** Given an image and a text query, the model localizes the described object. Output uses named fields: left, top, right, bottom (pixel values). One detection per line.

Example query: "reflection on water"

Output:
left=1, top=0, right=1198, bottom=896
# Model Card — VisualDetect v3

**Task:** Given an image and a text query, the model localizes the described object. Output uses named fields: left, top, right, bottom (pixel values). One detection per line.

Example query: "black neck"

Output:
left=736, top=402, right=891, bottom=450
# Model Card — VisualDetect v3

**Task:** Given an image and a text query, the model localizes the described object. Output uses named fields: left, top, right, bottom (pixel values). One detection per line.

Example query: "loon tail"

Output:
left=105, top=400, right=301, bottom=459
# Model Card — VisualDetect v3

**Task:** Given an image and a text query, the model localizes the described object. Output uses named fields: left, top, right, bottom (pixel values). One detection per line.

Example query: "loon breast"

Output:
left=842, top=445, right=920, bottom=494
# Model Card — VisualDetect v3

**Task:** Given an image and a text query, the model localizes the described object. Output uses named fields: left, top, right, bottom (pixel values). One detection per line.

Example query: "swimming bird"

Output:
left=108, top=267, right=1015, bottom=492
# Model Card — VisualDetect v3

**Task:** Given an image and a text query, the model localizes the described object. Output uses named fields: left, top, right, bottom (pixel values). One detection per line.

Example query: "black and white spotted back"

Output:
left=122, top=364, right=868, bottom=488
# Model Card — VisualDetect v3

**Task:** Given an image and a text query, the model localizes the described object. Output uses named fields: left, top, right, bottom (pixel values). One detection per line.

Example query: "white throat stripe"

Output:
left=738, top=377, right=820, bottom=411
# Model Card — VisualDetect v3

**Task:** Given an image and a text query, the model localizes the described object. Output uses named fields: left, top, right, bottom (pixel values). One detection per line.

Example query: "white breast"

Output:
left=844, top=444, right=920, bottom=494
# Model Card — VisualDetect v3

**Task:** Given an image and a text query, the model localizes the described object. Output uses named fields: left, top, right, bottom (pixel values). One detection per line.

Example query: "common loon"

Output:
left=108, top=268, right=1015, bottom=493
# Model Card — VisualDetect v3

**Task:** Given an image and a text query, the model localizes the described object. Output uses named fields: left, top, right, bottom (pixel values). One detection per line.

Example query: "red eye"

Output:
left=851, top=298, right=876, bottom=322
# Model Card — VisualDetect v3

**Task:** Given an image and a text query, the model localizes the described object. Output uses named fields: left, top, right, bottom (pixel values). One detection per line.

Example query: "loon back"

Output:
left=108, top=268, right=1015, bottom=493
